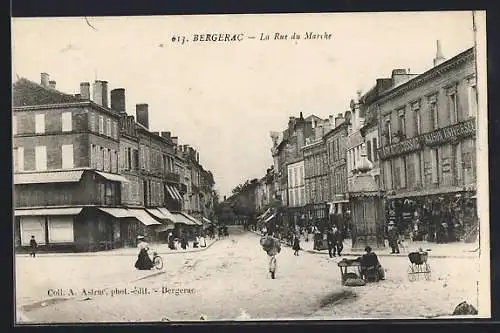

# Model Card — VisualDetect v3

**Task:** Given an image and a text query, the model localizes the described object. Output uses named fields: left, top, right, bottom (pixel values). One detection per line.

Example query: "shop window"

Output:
left=20, top=216, right=46, bottom=246
left=48, top=216, right=74, bottom=243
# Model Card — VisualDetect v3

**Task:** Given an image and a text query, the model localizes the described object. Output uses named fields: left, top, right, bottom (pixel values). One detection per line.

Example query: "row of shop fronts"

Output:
left=14, top=205, right=212, bottom=252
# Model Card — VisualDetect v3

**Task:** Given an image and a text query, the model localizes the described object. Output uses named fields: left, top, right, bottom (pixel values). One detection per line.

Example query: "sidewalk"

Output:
left=15, top=238, right=218, bottom=258
left=250, top=230, right=479, bottom=258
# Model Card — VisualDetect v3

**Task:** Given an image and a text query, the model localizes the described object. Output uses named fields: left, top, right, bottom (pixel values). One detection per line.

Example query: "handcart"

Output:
left=407, top=250, right=431, bottom=281
left=337, top=258, right=362, bottom=286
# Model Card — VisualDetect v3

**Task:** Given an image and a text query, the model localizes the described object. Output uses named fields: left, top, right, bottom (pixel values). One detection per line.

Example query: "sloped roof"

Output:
left=13, top=78, right=81, bottom=107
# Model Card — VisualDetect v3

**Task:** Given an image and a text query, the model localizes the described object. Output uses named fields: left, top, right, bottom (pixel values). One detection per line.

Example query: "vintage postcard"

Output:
left=12, top=11, right=489, bottom=323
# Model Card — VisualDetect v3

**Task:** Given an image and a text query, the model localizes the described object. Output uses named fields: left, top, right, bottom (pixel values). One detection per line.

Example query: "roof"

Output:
left=13, top=78, right=81, bottom=107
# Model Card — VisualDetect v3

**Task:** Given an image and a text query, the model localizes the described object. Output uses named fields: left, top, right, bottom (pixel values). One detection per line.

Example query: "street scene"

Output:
left=12, top=11, right=488, bottom=323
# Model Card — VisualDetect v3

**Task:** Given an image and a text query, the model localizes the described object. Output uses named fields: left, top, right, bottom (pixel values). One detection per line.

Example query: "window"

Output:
left=48, top=216, right=74, bottom=243
left=35, top=114, right=45, bottom=134
left=17, top=147, right=24, bottom=171
left=62, top=112, right=72, bottom=132
left=108, top=149, right=112, bottom=172
left=113, top=121, right=118, bottom=139
left=412, top=101, right=421, bottom=135
left=449, top=91, right=459, bottom=124
left=90, top=113, right=96, bottom=132
left=431, top=148, right=439, bottom=184
left=35, top=146, right=47, bottom=171
left=61, top=144, right=74, bottom=169
left=372, top=138, right=378, bottom=162
left=429, top=95, right=439, bottom=130
left=99, top=115, right=104, bottom=134
left=401, top=156, right=408, bottom=189
left=366, top=140, right=372, bottom=161
left=385, top=119, right=392, bottom=144
left=106, top=118, right=112, bottom=137
left=397, top=108, right=406, bottom=137
left=468, top=77, right=478, bottom=118
left=98, top=147, right=103, bottom=170
left=12, top=116, right=17, bottom=135
left=133, top=150, right=139, bottom=170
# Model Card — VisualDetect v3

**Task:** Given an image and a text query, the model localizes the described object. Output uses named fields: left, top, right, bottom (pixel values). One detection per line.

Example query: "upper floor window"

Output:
left=90, top=113, right=96, bottom=132
left=106, top=118, right=112, bottom=137
left=35, top=114, right=45, bottom=134
left=428, top=94, right=439, bottom=130
left=366, top=140, right=372, bottom=161
left=61, top=144, right=74, bottom=169
left=397, top=108, right=406, bottom=137
left=35, top=145, right=47, bottom=171
left=99, top=115, right=104, bottom=135
left=384, top=118, right=392, bottom=144
left=12, top=116, right=17, bottom=135
left=447, top=85, right=459, bottom=124
left=411, top=101, right=421, bottom=135
left=62, top=112, right=72, bottom=132
left=372, top=138, right=378, bottom=162
left=14, top=147, right=24, bottom=171
left=113, top=121, right=118, bottom=139
left=468, top=76, right=478, bottom=118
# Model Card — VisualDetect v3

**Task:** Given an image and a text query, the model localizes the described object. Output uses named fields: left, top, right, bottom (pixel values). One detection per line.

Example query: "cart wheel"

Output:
left=424, top=263, right=431, bottom=280
left=408, top=264, right=417, bottom=282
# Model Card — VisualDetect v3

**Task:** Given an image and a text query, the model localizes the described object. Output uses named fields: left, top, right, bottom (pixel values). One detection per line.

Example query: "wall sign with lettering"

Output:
left=378, top=118, right=475, bottom=160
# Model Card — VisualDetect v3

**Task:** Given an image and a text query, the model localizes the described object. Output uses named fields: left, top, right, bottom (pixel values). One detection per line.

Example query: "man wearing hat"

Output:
left=358, top=246, right=385, bottom=281
left=387, top=222, right=400, bottom=254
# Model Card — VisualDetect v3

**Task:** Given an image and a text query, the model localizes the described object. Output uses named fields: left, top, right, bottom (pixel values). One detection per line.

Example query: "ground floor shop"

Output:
left=14, top=206, right=176, bottom=252
left=386, top=187, right=477, bottom=243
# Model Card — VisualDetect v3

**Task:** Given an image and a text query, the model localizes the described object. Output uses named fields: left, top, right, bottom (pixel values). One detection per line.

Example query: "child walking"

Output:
left=29, top=235, right=37, bottom=257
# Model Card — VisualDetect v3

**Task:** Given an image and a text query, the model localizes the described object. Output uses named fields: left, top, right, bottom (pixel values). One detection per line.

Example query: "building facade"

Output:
left=378, top=46, right=478, bottom=242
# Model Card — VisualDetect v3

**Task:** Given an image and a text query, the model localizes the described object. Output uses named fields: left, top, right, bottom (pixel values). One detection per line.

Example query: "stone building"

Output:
left=378, top=43, right=478, bottom=242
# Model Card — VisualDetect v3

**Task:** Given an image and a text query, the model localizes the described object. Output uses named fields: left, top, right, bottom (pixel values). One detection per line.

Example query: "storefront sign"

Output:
left=378, top=118, right=476, bottom=160
left=378, top=137, right=421, bottom=160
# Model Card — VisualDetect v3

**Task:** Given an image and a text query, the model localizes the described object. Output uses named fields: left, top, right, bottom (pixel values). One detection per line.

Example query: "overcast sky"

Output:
left=12, top=11, right=480, bottom=198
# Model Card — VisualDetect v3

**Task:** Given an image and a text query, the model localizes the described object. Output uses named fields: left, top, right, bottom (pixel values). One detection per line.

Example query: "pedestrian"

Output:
left=326, top=228, right=336, bottom=258
left=292, top=234, right=301, bottom=256
left=29, top=235, right=37, bottom=258
left=333, top=225, right=344, bottom=256
left=387, top=222, right=400, bottom=254
left=181, top=235, right=188, bottom=250
left=134, top=235, right=154, bottom=270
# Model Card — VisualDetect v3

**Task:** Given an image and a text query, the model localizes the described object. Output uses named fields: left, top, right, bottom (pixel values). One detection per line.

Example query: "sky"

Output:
left=11, top=11, right=482, bottom=198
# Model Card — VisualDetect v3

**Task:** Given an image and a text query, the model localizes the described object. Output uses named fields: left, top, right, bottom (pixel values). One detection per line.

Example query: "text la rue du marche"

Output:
left=171, top=32, right=333, bottom=45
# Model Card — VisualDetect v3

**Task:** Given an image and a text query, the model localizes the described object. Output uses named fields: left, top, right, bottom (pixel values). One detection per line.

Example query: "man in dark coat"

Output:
left=29, top=235, right=37, bottom=257
left=326, top=228, right=336, bottom=258
left=387, top=222, right=400, bottom=254
left=333, top=225, right=344, bottom=256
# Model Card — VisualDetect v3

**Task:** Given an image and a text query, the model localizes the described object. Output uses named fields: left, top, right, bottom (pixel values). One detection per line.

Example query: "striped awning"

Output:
left=98, top=207, right=135, bottom=218
left=128, top=209, right=161, bottom=226
left=258, top=208, right=271, bottom=220
left=15, top=207, right=83, bottom=216
left=264, top=214, right=275, bottom=223
left=202, top=217, right=212, bottom=224
left=165, top=185, right=183, bottom=202
left=182, top=213, right=203, bottom=226
left=14, top=170, right=84, bottom=185
left=146, top=208, right=175, bottom=222
left=95, top=171, right=130, bottom=183
left=171, top=213, right=197, bottom=225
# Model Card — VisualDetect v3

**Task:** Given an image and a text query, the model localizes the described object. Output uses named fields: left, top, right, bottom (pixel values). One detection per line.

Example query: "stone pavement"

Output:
left=251, top=230, right=480, bottom=258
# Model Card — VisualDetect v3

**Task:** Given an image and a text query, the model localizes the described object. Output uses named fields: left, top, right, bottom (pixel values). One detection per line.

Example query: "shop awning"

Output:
left=258, top=208, right=271, bottom=220
left=264, top=214, right=275, bottom=223
left=171, top=213, right=197, bottom=225
left=128, top=209, right=161, bottom=226
left=182, top=213, right=203, bottom=226
left=202, top=217, right=212, bottom=224
left=98, top=207, right=135, bottom=218
left=165, top=185, right=182, bottom=202
left=146, top=208, right=175, bottom=222
left=14, top=170, right=84, bottom=185
left=15, top=207, right=83, bottom=216
left=95, top=171, right=130, bottom=183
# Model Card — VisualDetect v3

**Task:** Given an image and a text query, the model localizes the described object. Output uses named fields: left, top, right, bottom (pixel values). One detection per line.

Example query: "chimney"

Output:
left=48, top=80, right=56, bottom=89
left=391, top=69, right=411, bottom=87
left=160, top=131, right=171, bottom=139
left=93, top=80, right=109, bottom=107
left=111, top=88, right=126, bottom=114
left=40, top=73, right=49, bottom=87
left=80, top=82, right=90, bottom=100
left=335, top=113, right=345, bottom=127
left=74, top=93, right=81, bottom=99
left=433, top=40, right=446, bottom=67
left=136, top=103, right=149, bottom=129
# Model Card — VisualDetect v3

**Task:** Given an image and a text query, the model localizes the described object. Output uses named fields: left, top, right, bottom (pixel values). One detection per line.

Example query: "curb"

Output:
left=15, top=239, right=219, bottom=258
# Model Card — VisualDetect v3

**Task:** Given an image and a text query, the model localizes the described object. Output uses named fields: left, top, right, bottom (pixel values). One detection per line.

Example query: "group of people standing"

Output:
left=167, top=231, right=207, bottom=250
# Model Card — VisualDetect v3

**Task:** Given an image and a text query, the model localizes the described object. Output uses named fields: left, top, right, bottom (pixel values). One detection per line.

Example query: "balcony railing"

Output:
left=164, top=172, right=180, bottom=183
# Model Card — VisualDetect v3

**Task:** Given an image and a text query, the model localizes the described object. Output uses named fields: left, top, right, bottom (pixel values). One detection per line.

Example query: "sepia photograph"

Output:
left=12, top=11, right=489, bottom=323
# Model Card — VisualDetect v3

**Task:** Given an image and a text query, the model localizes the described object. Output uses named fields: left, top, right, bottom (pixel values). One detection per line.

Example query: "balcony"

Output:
left=164, top=172, right=180, bottom=183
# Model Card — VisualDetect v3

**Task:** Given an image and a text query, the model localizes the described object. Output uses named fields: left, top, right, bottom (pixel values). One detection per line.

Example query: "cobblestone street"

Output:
left=17, top=229, right=481, bottom=323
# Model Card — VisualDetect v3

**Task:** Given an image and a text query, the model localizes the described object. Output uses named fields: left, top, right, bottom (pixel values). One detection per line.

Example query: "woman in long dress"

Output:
left=134, top=236, right=154, bottom=270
